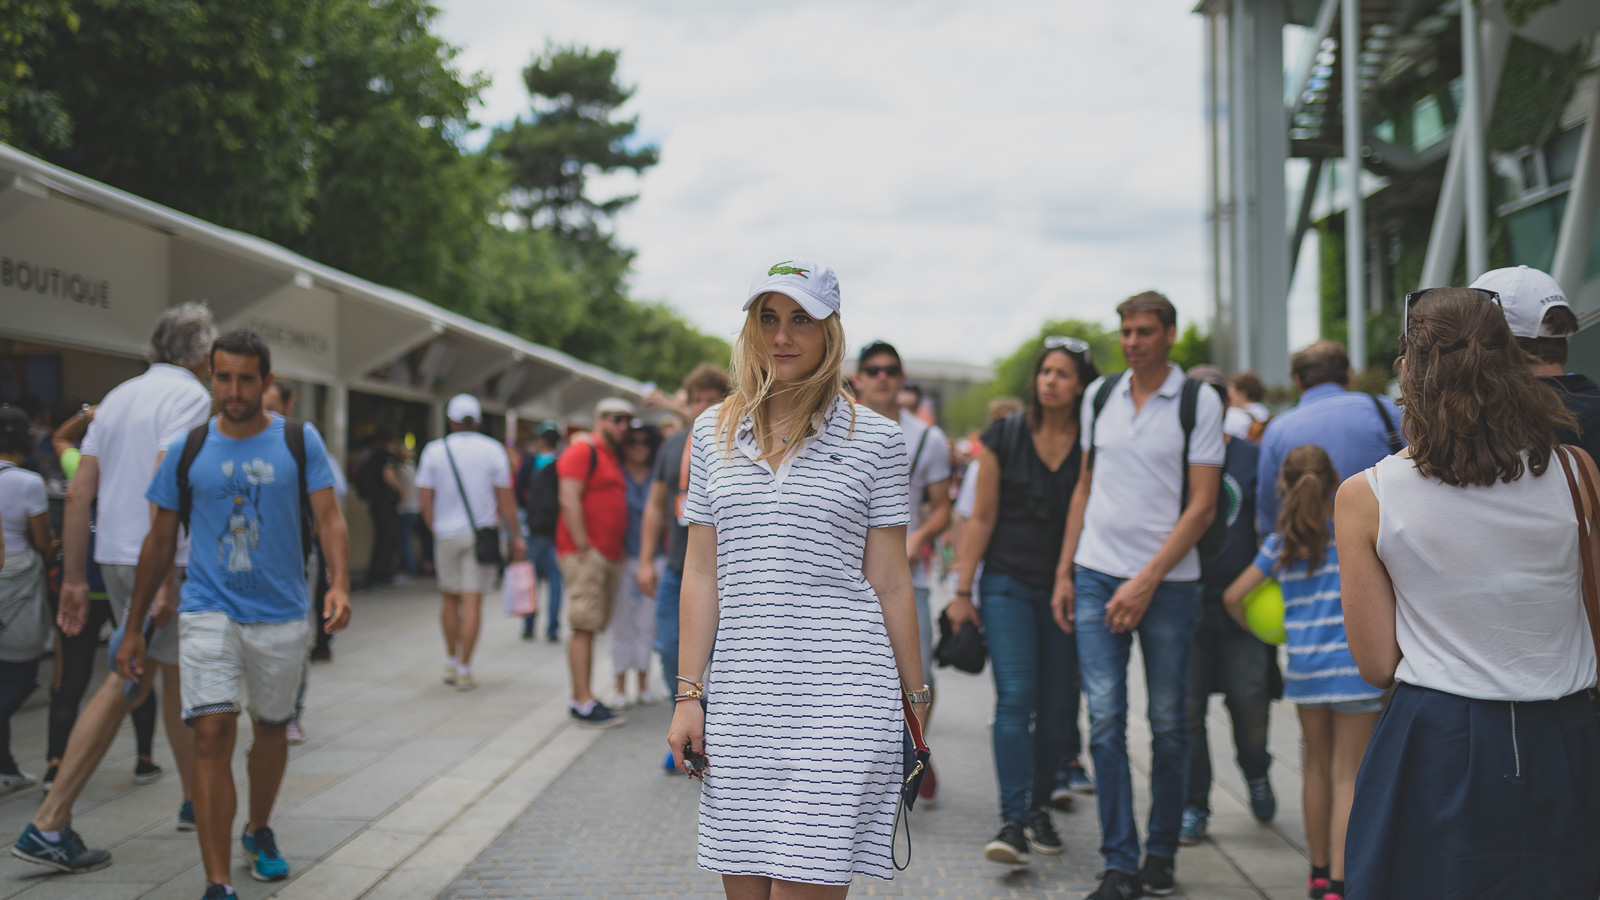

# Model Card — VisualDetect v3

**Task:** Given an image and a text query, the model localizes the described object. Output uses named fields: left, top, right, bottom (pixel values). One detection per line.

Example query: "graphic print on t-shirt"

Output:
left=214, top=457, right=278, bottom=585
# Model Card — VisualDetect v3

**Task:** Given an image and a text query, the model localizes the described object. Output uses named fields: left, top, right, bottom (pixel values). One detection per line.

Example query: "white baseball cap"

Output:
left=446, top=393, right=482, bottom=422
left=1470, top=265, right=1571, bottom=339
left=595, top=397, right=637, bottom=418
left=743, top=258, right=840, bottom=319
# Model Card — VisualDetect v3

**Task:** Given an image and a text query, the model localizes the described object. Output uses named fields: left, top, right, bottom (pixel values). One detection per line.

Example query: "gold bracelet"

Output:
left=675, top=688, right=704, bottom=702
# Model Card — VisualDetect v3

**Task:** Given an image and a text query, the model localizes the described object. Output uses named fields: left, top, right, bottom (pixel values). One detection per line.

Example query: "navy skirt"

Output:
left=1346, top=682, right=1600, bottom=899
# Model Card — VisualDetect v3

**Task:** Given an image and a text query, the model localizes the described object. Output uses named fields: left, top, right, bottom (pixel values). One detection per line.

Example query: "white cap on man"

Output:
left=446, top=393, right=482, bottom=423
left=743, top=258, right=840, bottom=319
left=595, top=397, right=637, bottom=418
left=1470, top=265, right=1571, bottom=339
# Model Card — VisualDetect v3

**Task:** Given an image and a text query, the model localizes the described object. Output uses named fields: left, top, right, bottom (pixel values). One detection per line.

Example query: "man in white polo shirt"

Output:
left=1053, top=291, right=1223, bottom=900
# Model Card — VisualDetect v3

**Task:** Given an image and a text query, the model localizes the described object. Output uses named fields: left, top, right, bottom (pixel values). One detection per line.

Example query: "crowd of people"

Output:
left=0, top=259, right=1598, bottom=900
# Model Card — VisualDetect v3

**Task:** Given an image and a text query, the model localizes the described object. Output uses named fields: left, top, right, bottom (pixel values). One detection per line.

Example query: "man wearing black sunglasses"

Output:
left=853, top=341, right=952, bottom=804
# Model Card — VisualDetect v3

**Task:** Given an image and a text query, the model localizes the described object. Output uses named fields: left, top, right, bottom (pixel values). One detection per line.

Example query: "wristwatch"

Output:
left=905, top=684, right=932, bottom=704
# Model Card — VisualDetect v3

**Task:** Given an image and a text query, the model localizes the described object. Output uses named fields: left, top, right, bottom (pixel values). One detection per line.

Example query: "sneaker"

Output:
left=1065, top=760, right=1095, bottom=794
left=202, top=884, right=234, bottom=900
left=310, top=645, right=332, bottom=662
left=442, top=664, right=457, bottom=685
left=663, top=751, right=678, bottom=774
left=133, top=758, right=163, bottom=784
left=569, top=702, right=626, bottom=729
left=177, top=800, right=196, bottom=831
left=455, top=672, right=477, bottom=692
left=917, top=760, right=938, bottom=808
left=1025, top=806, right=1062, bottom=855
left=0, top=770, right=38, bottom=794
left=1049, top=771, right=1075, bottom=810
left=546, top=632, right=560, bottom=643
left=240, top=825, right=289, bottom=881
left=286, top=720, right=307, bottom=744
left=638, top=687, right=665, bottom=706
left=1087, top=869, right=1143, bottom=900
left=42, top=763, right=57, bottom=792
left=1179, top=807, right=1208, bottom=845
left=1138, top=855, right=1176, bottom=896
left=606, top=692, right=634, bottom=710
left=12, top=823, right=113, bottom=873
left=1246, top=775, right=1277, bottom=823
left=983, top=819, right=1030, bottom=866
left=1308, top=873, right=1331, bottom=899
left=1323, top=892, right=1344, bottom=900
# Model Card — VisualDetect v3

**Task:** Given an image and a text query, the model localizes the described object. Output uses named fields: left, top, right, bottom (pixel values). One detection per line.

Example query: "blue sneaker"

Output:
left=240, top=825, right=288, bottom=881
left=202, top=884, right=233, bottom=900
left=663, top=751, right=678, bottom=774
left=177, top=800, right=196, bottom=831
left=1246, top=775, right=1276, bottom=823
left=569, top=701, right=625, bottom=729
left=1065, top=761, right=1095, bottom=794
left=1179, top=807, right=1208, bottom=845
left=12, top=822, right=112, bottom=873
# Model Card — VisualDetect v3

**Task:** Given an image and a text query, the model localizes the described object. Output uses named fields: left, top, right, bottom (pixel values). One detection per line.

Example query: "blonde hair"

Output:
left=715, top=293, right=853, bottom=465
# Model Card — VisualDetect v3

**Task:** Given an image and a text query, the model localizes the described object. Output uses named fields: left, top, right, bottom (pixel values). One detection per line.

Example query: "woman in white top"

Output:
left=666, top=258, right=928, bottom=897
left=0, top=405, right=55, bottom=792
left=1335, top=287, right=1600, bottom=899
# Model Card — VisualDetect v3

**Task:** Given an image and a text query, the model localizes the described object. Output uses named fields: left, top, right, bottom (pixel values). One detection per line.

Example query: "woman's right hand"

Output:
left=667, top=698, right=706, bottom=774
left=945, top=593, right=981, bottom=630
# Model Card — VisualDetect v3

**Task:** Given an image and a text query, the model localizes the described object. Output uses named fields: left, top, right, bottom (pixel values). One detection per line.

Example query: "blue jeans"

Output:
left=521, top=535, right=562, bottom=639
left=1184, top=593, right=1273, bottom=812
left=654, top=566, right=683, bottom=690
left=398, top=512, right=421, bottom=575
left=981, top=570, right=1082, bottom=822
left=1074, top=566, right=1201, bottom=874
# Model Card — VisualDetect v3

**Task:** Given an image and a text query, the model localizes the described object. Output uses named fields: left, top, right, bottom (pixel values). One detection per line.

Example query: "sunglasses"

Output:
left=1044, top=335, right=1092, bottom=363
left=1402, top=287, right=1501, bottom=339
left=861, top=364, right=902, bottom=378
left=623, top=436, right=651, bottom=446
left=601, top=413, right=632, bottom=424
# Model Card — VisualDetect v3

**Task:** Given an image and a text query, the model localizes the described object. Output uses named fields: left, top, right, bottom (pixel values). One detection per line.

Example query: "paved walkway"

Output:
left=0, top=581, right=1318, bottom=899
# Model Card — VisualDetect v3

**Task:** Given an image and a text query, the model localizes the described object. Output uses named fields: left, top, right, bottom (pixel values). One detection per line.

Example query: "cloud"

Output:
left=436, top=0, right=1210, bottom=364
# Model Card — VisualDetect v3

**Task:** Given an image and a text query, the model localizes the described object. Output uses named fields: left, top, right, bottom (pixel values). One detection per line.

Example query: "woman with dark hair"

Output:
left=0, top=405, right=55, bottom=793
left=609, top=421, right=663, bottom=707
left=952, top=338, right=1100, bottom=865
left=1336, top=287, right=1600, bottom=898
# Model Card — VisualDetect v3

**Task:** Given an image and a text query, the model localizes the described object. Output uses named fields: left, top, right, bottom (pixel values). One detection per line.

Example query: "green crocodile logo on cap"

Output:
left=768, top=261, right=810, bottom=278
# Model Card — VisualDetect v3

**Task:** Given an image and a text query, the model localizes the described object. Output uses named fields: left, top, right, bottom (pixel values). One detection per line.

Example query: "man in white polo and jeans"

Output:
left=1053, top=291, right=1224, bottom=900
left=416, top=393, right=523, bottom=692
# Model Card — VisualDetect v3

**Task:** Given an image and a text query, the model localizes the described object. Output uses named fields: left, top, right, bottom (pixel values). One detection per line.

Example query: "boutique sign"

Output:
left=1, top=255, right=112, bottom=308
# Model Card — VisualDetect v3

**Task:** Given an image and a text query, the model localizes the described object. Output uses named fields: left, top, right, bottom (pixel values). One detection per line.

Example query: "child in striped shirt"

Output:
left=1226, top=444, right=1382, bottom=900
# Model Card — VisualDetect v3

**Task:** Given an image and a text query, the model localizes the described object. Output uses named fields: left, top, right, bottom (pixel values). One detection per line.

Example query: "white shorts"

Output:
left=102, top=564, right=181, bottom=665
left=435, top=530, right=498, bottom=595
left=179, top=611, right=310, bottom=726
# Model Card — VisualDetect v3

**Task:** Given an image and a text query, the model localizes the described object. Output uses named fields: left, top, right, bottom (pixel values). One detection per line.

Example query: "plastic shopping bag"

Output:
left=501, top=561, right=537, bottom=617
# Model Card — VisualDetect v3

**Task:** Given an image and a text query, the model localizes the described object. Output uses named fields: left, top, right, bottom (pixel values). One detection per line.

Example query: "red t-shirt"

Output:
left=554, top=439, right=628, bottom=560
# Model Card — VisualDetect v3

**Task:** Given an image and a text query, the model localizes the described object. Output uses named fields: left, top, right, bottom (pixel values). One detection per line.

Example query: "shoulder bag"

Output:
left=444, top=437, right=502, bottom=566
left=1552, top=445, right=1600, bottom=727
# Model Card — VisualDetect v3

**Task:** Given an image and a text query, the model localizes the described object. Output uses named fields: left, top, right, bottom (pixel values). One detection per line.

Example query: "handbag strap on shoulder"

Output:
left=1554, top=446, right=1600, bottom=687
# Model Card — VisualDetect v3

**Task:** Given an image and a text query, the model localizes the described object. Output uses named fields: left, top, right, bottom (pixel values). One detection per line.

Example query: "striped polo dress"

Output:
left=684, top=395, right=911, bottom=884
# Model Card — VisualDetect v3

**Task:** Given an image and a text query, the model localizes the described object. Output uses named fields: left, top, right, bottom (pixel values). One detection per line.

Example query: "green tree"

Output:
left=0, top=0, right=77, bottom=150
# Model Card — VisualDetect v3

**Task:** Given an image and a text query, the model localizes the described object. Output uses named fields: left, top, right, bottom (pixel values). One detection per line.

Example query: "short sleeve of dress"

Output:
left=683, top=413, right=716, bottom=527
left=867, top=427, right=911, bottom=529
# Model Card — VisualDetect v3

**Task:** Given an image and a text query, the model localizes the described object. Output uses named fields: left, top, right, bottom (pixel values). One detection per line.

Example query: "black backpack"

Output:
left=518, top=445, right=596, bottom=538
left=175, top=418, right=314, bottom=562
left=1088, top=372, right=1226, bottom=558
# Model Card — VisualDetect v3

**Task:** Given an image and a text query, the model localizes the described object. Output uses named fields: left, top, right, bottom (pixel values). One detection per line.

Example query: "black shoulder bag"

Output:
left=443, top=437, right=501, bottom=566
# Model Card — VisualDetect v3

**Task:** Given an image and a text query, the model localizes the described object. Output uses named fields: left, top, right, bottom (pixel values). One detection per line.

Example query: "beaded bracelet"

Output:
left=675, top=687, right=704, bottom=702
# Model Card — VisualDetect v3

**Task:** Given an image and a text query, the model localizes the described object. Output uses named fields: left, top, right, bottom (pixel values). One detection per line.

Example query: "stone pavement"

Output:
left=0, top=579, right=1320, bottom=899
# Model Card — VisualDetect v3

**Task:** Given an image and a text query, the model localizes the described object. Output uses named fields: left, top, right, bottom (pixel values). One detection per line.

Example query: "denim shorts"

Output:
left=1298, top=696, right=1384, bottom=715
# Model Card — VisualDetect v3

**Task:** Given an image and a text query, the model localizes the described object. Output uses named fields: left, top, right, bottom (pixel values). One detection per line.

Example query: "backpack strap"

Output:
left=1086, top=371, right=1125, bottom=473
left=284, top=418, right=312, bottom=561
left=909, top=425, right=931, bottom=476
left=175, top=421, right=211, bottom=537
left=1179, top=378, right=1201, bottom=509
left=1369, top=394, right=1403, bottom=454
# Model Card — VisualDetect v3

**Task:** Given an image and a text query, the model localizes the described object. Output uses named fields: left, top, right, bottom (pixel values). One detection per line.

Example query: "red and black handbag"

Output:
left=893, top=696, right=931, bottom=871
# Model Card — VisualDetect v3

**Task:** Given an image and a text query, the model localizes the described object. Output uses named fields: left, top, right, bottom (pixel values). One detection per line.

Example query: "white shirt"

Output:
left=415, top=431, right=510, bottom=539
left=81, top=364, right=213, bottom=565
left=1076, top=364, right=1225, bottom=582
left=900, top=411, right=951, bottom=589
left=1367, top=454, right=1597, bottom=701
left=955, top=458, right=979, bottom=518
left=0, top=462, right=46, bottom=554
left=1223, top=402, right=1270, bottom=440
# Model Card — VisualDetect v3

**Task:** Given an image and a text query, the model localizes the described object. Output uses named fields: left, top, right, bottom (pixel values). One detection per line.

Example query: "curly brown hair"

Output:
left=1400, top=287, right=1577, bottom=487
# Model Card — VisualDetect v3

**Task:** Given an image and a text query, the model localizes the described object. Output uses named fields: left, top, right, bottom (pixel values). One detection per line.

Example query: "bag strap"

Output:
left=176, top=421, right=211, bottom=537
left=909, top=425, right=931, bottom=477
left=283, top=419, right=312, bottom=561
left=1370, top=394, right=1403, bottom=454
left=1178, top=377, right=1201, bottom=511
left=891, top=695, right=929, bottom=871
left=442, top=437, right=479, bottom=528
left=1085, top=371, right=1124, bottom=473
left=1556, top=446, right=1600, bottom=687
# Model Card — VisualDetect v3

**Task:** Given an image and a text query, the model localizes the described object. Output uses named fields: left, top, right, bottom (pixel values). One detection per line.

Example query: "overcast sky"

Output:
left=435, top=1, right=1319, bottom=367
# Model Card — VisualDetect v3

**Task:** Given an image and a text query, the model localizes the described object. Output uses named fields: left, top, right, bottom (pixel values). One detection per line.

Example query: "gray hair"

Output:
left=147, top=302, right=217, bottom=367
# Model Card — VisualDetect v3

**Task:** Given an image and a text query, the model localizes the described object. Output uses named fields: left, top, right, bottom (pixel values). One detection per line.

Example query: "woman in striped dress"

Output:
left=666, top=258, right=929, bottom=898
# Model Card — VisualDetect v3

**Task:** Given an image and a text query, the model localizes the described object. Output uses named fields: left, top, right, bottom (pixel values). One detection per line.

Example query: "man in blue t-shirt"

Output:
left=117, top=331, right=351, bottom=900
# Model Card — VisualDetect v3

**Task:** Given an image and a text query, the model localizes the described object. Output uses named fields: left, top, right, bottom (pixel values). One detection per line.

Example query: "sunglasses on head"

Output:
left=1044, top=335, right=1092, bottom=363
left=1402, top=287, right=1502, bottom=339
left=861, top=364, right=902, bottom=378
